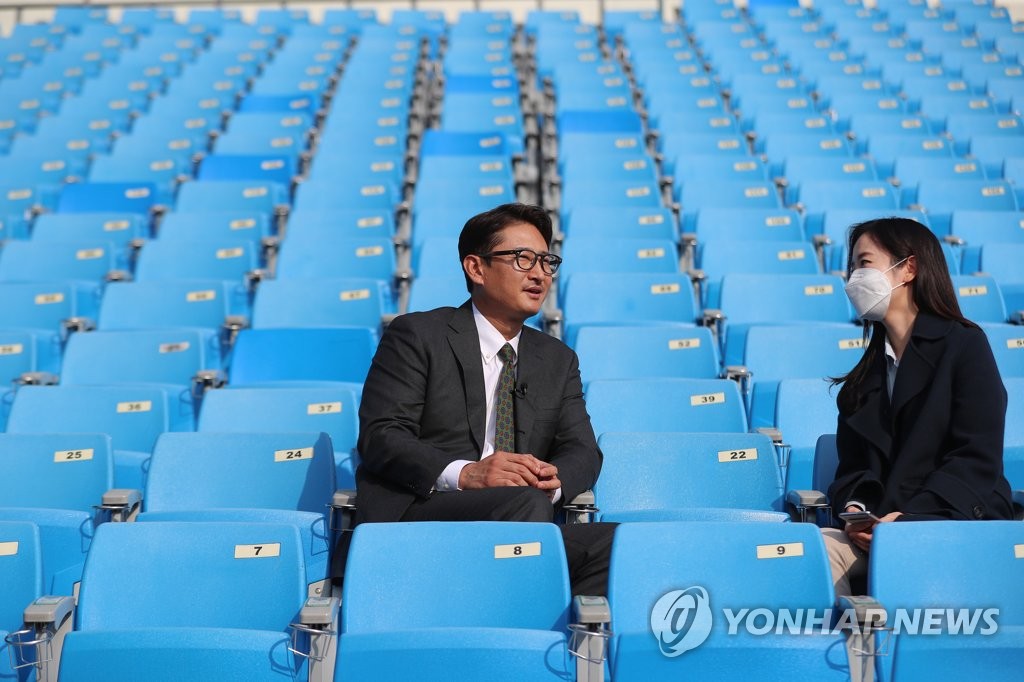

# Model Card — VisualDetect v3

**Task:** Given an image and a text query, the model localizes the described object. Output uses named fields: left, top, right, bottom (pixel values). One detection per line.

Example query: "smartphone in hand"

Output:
left=839, top=511, right=880, bottom=526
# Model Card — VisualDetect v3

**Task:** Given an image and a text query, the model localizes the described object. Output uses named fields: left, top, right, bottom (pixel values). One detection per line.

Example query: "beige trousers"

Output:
left=821, top=527, right=868, bottom=596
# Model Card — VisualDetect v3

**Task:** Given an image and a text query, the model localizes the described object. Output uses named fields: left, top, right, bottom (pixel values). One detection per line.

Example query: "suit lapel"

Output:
left=513, top=329, right=543, bottom=453
left=845, top=362, right=893, bottom=458
left=890, top=314, right=950, bottom=424
left=447, top=301, right=486, bottom=456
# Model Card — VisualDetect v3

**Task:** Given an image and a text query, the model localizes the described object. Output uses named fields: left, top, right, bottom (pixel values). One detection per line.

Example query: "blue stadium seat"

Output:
left=983, top=324, right=1024, bottom=378
left=911, top=179, right=1018, bottom=234
left=974, top=243, right=1024, bottom=317
left=229, top=328, right=376, bottom=386
left=718, top=273, right=853, bottom=365
left=0, top=240, right=127, bottom=284
left=251, top=278, right=391, bottom=330
left=139, top=431, right=334, bottom=595
left=697, top=240, right=821, bottom=307
left=561, top=272, right=699, bottom=347
left=60, top=328, right=221, bottom=397
left=689, top=208, right=805, bottom=243
left=0, top=433, right=115, bottom=595
left=57, top=521, right=311, bottom=681
left=558, top=237, right=679, bottom=298
left=0, top=520, right=42, bottom=679
left=742, top=324, right=863, bottom=428
left=586, top=378, right=748, bottom=437
left=98, top=280, right=248, bottom=332
left=608, top=521, right=851, bottom=679
left=775, top=378, right=841, bottom=483
left=562, top=206, right=677, bottom=241
left=595, top=432, right=787, bottom=521
left=198, top=386, right=360, bottom=488
left=870, top=521, right=1024, bottom=682
left=31, top=212, right=149, bottom=248
left=57, top=182, right=158, bottom=216
left=8, top=389, right=185, bottom=491
left=339, top=521, right=574, bottom=681
left=952, top=274, right=1008, bottom=323
left=157, top=211, right=274, bottom=246
left=134, top=240, right=260, bottom=283
left=0, top=328, right=60, bottom=392
left=275, top=235, right=396, bottom=282
left=573, top=325, right=719, bottom=383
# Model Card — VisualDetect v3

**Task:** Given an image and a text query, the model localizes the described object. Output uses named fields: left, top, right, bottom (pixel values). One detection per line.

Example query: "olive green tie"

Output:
left=495, top=343, right=516, bottom=453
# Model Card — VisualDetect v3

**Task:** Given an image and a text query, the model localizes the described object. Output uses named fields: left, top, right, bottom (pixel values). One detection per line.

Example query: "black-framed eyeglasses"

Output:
left=479, top=248, right=562, bottom=275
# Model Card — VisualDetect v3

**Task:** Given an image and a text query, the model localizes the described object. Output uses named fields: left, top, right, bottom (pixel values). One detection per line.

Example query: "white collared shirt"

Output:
left=884, top=337, right=900, bottom=399
left=434, top=304, right=559, bottom=503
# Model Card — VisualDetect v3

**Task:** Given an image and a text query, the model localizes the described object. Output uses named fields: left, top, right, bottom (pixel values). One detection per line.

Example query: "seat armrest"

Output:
left=330, top=489, right=357, bottom=533
left=570, top=596, right=610, bottom=682
left=787, top=489, right=828, bottom=509
left=786, top=489, right=830, bottom=524
left=291, top=596, right=341, bottom=682
left=563, top=490, right=597, bottom=524
left=98, top=488, right=143, bottom=522
left=5, top=596, right=76, bottom=681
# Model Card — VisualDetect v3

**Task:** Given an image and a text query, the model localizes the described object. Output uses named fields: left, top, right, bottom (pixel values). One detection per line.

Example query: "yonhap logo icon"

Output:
left=650, top=586, right=713, bottom=657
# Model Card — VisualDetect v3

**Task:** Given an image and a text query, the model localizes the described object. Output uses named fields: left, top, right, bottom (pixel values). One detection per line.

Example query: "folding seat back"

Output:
left=574, top=325, right=719, bottom=382
left=340, top=521, right=572, bottom=680
left=562, top=206, right=677, bottom=240
left=251, top=278, right=390, bottom=329
left=870, top=521, right=1024, bottom=682
left=691, top=207, right=804, bottom=242
left=57, top=182, right=158, bottom=215
left=608, top=521, right=847, bottom=680
left=0, top=433, right=114, bottom=512
left=743, top=323, right=864, bottom=427
left=31, top=213, right=148, bottom=247
left=775, top=377, right=840, bottom=451
left=0, top=328, right=60, bottom=388
left=719, top=273, right=851, bottom=326
left=984, top=324, right=1024, bottom=378
left=140, top=431, right=335, bottom=593
left=198, top=153, right=296, bottom=186
left=293, top=179, right=399, bottom=213
left=198, top=386, right=359, bottom=486
left=586, top=378, right=748, bottom=436
left=952, top=275, right=1007, bottom=323
left=98, top=280, right=246, bottom=332
left=407, top=275, right=476, bottom=314
left=677, top=180, right=782, bottom=217
left=7, top=385, right=190, bottom=454
left=0, top=277, right=100, bottom=332
left=0, top=520, right=42, bottom=678
left=697, top=239, right=821, bottom=306
left=562, top=272, right=699, bottom=345
left=286, top=208, right=394, bottom=240
left=157, top=211, right=273, bottom=245
left=559, top=237, right=679, bottom=293
left=276, top=235, right=395, bottom=282
left=0, top=240, right=125, bottom=284
left=134, top=240, right=260, bottom=283
left=143, top=431, right=333, bottom=513
left=913, top=179, right=1018, bottom=233
left=174, top=180, right=289, bottom=215
left=58, top=521, right=307, bottom=681
left=976, top=242, right=1024, bottom=309
left=595, top=432, right=785, bottom=520
left=61, top=329, right=219, bottom=388
left=229, top=327, right=376, bottom=386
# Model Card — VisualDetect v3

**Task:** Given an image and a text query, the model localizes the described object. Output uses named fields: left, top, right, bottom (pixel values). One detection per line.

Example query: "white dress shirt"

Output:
left=434, top=305, right=560, bottom=503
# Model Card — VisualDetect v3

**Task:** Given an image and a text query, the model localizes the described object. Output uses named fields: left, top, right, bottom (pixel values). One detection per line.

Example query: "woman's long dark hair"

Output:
left=831, top=217, right=977, bottom=414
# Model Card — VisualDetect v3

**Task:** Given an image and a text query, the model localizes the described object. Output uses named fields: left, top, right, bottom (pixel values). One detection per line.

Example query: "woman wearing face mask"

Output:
left=822, top=217, right=1014, bottom=596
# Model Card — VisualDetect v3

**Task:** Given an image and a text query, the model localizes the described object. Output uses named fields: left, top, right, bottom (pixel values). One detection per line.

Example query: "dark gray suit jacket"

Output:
left=356, top=300, right=603, bottom=523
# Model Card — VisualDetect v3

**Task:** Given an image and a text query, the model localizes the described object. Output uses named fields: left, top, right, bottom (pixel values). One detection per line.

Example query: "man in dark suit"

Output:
left=353, top=203, right=613, bottom=595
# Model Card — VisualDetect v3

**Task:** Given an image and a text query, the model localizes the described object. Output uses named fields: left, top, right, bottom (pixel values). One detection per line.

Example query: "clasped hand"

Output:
left=459, top=451, right=561, bottom=498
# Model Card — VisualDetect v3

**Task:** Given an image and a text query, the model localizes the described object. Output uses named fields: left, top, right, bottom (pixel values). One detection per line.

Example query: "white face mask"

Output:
left=844, top=257, right=908, bottom=321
